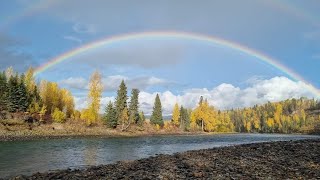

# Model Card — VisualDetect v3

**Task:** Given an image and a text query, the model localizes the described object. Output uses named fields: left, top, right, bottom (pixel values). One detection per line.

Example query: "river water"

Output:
left=0, top=134, right=319, bottom=178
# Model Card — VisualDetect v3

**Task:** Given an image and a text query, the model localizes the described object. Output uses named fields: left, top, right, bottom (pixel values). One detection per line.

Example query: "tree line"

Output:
left=0, top=67, right=75, bottom=123
left=1, top=67, right=319, bottom=134
left=83, top=71, right=163, bottom=130
left=171, top=96, right=320, bottom=133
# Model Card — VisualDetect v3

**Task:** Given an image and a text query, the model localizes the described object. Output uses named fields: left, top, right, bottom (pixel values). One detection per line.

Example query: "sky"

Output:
left=0, top=0, right=320, bottom=115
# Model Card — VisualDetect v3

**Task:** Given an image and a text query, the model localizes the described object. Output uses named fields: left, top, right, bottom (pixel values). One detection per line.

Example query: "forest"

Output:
left=0, top=66, right=319, bottom=134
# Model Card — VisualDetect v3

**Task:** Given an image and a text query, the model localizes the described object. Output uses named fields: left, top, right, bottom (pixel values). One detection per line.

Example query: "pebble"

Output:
left=8, top=139, right=320, bottom=180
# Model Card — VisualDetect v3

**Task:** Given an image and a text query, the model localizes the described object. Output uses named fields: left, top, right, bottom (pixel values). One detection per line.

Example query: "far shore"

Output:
left=0, top=131, right=217, bottom=142
left=1, top=120, right=317, bottom=142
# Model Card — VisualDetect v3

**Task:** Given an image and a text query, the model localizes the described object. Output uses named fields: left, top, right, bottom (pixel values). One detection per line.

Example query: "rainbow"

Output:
left=33, top=31, right=320, bottom=98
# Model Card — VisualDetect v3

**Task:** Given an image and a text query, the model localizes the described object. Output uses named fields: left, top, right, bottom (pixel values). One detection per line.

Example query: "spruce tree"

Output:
left=104, top=101, right=117, bottom=128
left=115, top=80, right=128, bottom=123
left=7, top=74, right=20, bottom=112
left=150, top=94, right=163, bottom=126
left=180, top=106, right=190, bottom=131
left=17, top=74, right=30, bottom=112
left=0, top=71, right=8, bottom=111
left=129, top=89, right=140, bottom=124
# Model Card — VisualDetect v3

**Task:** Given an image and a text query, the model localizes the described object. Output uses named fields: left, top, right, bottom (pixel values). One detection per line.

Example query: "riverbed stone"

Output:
left=7, top=139, right=320, bottom=180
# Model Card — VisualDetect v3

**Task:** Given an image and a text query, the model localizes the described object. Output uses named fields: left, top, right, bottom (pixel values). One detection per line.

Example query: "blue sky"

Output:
left=0, top=0, right=319, bottom=114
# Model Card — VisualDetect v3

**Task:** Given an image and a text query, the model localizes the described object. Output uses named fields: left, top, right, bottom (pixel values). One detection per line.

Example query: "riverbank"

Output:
left=8, top=138, right=320, bottom=179
left=0, top=121, right=211, bottom=142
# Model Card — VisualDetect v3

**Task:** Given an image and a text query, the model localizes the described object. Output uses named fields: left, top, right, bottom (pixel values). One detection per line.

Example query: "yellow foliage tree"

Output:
left=267, top=118, right=274, bottom=129
left=274, top=103, right=283, bottom=131
left=85, top=71, right=103, bottom=125
left=39, top=105, right=47, bottom=122
left=171, top=103, right=180, bottom=127
left=25, top=67, right=36, bottom=93
left=61, top=89, right=75, bottom=118
left=52, top=108, right=66, bottom=123
left=190, top=98, right=218, bottom=132
left=120, top=107, right=129, bottom=131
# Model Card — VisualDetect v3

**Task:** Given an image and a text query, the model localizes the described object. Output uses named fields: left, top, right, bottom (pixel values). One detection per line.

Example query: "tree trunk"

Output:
left=201, top=119, right=204, bottom=131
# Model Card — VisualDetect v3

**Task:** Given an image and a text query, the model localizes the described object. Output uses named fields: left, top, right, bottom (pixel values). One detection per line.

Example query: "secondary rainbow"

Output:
left=34, top=31, right=320, bottom=98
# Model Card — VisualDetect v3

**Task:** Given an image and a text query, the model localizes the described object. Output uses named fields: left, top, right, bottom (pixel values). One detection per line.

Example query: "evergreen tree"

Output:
left=7, top=74, right=20, bottom=112
left=150, top=94, right=164, bottom=126
left=104, top=101, right=117, bottom=128
left=129, top=89, right=140, bottom=124
left=179, top=106, right=190, bottom=130
left=0, top=71, right=8, bottom=111
left=17, top=74, right=29, bottom=112
left=115, top=80, right=128, bottom=123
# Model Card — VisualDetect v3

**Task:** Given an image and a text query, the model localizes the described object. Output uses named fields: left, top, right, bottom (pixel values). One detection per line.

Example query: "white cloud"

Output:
left=74, top=76, right=315, bottom=115
left=59, top=75, right=175, bottom=91
left=72, top=23, right=97, bottom=34
left=312, top=54, right=320, bottom=59
left=59, top=77, right=88, bottom=89
left=63, top=35, right=82, bottom=43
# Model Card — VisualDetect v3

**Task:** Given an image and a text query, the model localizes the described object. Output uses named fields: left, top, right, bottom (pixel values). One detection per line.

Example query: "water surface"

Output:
left=0, top=134, right=318, bottom=178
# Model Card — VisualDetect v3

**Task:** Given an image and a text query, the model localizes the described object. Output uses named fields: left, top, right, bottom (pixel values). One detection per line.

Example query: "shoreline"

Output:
left=0, top=131, right=220, bottom=142
left=0, top=130, right=313, bottom=142
left=8, top=139, right=320, bottom=179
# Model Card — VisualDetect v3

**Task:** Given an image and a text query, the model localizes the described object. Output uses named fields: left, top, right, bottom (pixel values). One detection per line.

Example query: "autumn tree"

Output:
left=190, top=97, right=216, bottom=132
left=138, top=111, right=146, bottom=126
left=39, top=80, right=74, bottom=119
left=52, top=108, right=66, bottom=123
left=150, top=94, right=164, bottom=127
left=85, top=70, right=103, bottom=125
left=25, top=67, right=41, bottom=114
left=61, top=89, right=75, bottom=118
left=171, top=103, right=180, bottom=127
left=120, top=107, right=129, bottom=131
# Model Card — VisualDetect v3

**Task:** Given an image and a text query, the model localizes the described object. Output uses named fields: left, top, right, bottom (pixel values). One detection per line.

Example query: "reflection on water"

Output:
left=0, top=134, right=318, bottom=178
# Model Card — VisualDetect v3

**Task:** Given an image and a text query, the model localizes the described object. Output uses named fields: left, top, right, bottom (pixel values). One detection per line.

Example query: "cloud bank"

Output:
left=59, top=75, right=176, bottom=92
left=74, top=76, right=315, bottom=115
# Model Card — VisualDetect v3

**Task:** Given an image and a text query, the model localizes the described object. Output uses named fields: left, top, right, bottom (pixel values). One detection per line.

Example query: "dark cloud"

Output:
left=0, top=33, right=37, bottom=72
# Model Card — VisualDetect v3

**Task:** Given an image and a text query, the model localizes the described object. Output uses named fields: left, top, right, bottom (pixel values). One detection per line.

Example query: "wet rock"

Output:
left=6, top=139, right=320, bottom=180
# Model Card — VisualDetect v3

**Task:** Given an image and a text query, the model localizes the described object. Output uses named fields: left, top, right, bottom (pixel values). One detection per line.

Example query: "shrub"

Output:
left=51, top=108, right=66, bottom=123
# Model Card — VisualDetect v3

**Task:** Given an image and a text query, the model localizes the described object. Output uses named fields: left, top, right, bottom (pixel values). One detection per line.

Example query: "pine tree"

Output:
left=179, top=106, right=190, bottom=130
left=129, top=89, right=140, bottom=124
left=115, top=80, right=128, bottom=123
left=7, top=74, right=20, bottom=112
left=150, top=94, right=163, bottom=126
left=17, top=74, right=29, bottom=112
left=0, top=71, right=8, bottom=111
left=104, top=101, right=117, bottom=128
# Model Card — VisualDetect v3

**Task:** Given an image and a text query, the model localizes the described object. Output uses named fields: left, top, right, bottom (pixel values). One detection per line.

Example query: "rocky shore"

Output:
left=8, top=138, right=320, bottom=179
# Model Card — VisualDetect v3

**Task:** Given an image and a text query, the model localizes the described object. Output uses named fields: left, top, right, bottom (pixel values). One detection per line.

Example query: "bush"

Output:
left=51, top=108, right=66, bottom=123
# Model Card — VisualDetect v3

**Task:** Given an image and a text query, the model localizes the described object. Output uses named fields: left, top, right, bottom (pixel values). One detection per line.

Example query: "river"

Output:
left=0, top=134, right=319, bottom=178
